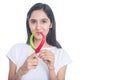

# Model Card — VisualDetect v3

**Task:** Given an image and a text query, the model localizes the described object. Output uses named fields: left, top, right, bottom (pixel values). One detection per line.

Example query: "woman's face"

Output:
left=29, top=10, right=52, bottom=40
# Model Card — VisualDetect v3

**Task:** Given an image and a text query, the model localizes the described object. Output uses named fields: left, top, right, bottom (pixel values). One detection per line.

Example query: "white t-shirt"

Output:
left=7, top=43, right=72, bottom=80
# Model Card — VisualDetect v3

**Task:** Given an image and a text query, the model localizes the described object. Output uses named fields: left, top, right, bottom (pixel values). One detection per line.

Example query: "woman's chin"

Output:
left=36, top=37, right=42, bottom=40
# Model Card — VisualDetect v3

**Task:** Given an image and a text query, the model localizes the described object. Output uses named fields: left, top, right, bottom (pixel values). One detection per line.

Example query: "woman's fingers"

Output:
left=29, top=53, right=38, bottom=59
left=34, top=50, right=55, bottom=70
left=26, top=53, right=38, bottom=69
left=19, top=53, right=39, bottom=75
left=40, top=55, right=53, bottom=61
left=39, top=50, right=55, bottom=64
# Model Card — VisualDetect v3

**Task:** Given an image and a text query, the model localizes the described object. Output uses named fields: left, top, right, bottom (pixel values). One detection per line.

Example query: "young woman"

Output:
left=7, top=3, right=71, bottom=80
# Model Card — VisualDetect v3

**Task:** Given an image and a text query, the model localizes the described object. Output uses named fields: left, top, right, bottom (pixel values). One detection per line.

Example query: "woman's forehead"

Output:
left=30, top=10, right=49, bottom=19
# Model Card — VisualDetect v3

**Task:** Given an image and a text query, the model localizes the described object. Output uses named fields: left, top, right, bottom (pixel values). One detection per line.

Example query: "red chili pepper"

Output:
left=35, top=32, right=45, bottom=53
left=30, top=32, right=46, bottom=53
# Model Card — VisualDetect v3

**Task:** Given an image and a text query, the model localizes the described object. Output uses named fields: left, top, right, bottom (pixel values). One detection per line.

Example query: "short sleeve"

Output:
left=6, top=44, right=19, bottom=65
left=55, top=49, right=72, bottom=72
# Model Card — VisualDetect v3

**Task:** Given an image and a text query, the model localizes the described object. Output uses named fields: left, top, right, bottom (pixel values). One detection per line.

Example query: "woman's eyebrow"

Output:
left=29, top=18, right=48, bottom=21
left=29, top=19, right=36, bottom=21
left=41, top=18, right=49, bottom=21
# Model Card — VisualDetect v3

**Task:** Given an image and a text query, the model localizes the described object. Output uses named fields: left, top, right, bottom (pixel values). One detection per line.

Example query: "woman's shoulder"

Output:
left=8, top=43, right=30, bottom=52
left=50, top=47, right=69, bottom=55
left=7, top=43, right=31, bottom=57
left=11, top=43, right=29, bottom=48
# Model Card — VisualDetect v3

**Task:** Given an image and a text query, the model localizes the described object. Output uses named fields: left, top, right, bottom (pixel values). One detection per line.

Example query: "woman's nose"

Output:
left=36, top=22, right=42, bottom=29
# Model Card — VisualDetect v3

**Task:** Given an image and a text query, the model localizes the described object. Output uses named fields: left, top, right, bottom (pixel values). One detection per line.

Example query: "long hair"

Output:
left=26, top=3, right=62, bottom=48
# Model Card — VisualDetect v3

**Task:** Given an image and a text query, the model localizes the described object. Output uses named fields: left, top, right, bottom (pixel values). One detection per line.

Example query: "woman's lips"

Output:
left=36, top=32, right=42, bottom=35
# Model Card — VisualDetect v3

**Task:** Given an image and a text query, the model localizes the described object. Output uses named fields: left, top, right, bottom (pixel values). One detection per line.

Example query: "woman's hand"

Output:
left=19, top=53, right=38, bottom=75
left=39, top=49, right=55, bottom=70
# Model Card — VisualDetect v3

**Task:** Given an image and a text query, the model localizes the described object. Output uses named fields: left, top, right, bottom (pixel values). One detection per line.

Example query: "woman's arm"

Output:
left=49, top=65, right=67, bottom=80
left=56, top=65, right=67, bottom=80
left=8, top=59, right=23, bottom=80
left=8, top=59, right=16, bottom=80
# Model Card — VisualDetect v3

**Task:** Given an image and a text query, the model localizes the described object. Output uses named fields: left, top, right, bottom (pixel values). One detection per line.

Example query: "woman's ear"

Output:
left=49, top=23, right=53, bottom=28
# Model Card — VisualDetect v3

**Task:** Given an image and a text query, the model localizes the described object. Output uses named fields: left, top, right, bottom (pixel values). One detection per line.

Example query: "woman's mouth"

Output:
left=36, top=32, right=42, bottom=35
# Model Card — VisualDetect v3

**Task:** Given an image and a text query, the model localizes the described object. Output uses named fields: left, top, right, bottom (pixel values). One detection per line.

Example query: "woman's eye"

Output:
left=30, top=19, right=36, bottom=24
left=42, top=20, right=47, bottom=23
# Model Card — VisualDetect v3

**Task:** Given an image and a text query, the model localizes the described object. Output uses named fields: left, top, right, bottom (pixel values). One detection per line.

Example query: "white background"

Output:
left=0, top=0, right=120, bottom=80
